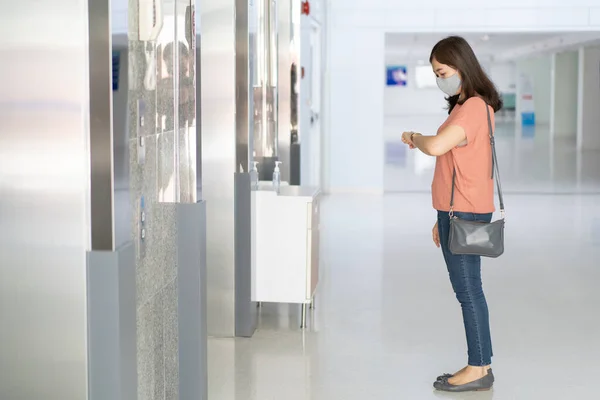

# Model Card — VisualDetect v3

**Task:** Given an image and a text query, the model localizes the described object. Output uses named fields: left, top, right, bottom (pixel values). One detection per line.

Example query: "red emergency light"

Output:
left=302, top=1, right=310, bottom=16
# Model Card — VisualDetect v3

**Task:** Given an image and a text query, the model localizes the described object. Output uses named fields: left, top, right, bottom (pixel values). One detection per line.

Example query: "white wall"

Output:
left=578, top=45, right=600, bottom=150
left=383, top=61, right=446, bottom=119
left=299, top=3, right=326, bottom=188
left=517, top=55, right=552, bottom=125
left=487, top=62, right=517, bottom=93
left=327, top=28, right=384, bottom=192
left=553, top=51, right=578, bottom=139
left=326, top=0, right=600, bottom=193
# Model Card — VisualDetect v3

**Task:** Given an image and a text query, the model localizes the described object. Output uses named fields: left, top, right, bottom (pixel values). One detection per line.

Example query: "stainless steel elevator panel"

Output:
left=277, top=0, right=292, bottom=182
left=0, top=0, right=109, bottom=398
left=112, top=43, right=132, bottom=248
left=201, top=0, right=257, bottom=337
left=201, top=0, right=237, bottom=336
left=235, top=0, right=251, bottom=171
left=90, top=0, right=116, bottom=250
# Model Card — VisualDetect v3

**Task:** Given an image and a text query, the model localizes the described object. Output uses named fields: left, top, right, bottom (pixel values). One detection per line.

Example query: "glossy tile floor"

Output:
left=208, top=194, right=600, bottom=398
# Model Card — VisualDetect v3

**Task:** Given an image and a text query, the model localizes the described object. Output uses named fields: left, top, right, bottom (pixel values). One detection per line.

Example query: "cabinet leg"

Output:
left=310, top=296, right=315, bottom=310
left=301, top=303, right=307, bottom=329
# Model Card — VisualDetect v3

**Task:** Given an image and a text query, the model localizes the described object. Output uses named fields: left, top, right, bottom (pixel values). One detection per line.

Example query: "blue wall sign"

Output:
left=521, top=112, right=535, bottom=126
left=386, top=65, right=407, bottom=86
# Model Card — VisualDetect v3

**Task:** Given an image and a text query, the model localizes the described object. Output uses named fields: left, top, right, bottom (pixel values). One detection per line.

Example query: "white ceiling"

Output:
left=386, top=33, right=551, bottom=52
left=385, top=32, right=600, bottom=62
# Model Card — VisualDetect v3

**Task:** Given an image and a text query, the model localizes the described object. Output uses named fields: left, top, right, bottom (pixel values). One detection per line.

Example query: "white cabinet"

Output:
left=251, top=186, right=320, bottom=317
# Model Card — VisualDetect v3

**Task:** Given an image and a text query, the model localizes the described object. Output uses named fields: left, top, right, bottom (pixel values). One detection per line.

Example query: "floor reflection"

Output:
left=208, top=193, right=600, bottom=399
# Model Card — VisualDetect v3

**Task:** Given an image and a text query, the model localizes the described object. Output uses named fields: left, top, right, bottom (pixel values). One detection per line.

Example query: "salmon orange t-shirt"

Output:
left=431, top=97, right=495, bottom=214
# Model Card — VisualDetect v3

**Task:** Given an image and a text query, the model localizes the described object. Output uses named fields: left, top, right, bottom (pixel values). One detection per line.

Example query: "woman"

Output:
left=401, top=36, right=502, bottom=392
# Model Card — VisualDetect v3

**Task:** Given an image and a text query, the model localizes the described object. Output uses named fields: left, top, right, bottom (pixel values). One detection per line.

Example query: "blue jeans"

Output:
left=437, top=210, right=494, bottom=367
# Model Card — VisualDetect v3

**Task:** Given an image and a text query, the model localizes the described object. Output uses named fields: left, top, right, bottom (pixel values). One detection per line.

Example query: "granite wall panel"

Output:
left=127, top=0, right=196, bottom=398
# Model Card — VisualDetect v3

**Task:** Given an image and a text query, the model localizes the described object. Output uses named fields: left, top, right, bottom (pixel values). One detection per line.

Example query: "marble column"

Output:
left=128, top=0, right=199, bottom=399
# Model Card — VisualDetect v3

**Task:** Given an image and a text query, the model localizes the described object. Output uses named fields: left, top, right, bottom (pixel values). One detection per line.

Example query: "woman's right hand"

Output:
left=432, top=221, right=440, bottom=248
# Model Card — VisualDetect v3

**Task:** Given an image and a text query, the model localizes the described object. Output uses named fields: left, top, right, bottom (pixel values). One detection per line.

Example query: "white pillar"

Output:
left=577, top=47, right=584, bottom=150
left=577, top=45, right=600, bottom=151
left=551, top=50, right=578, bottom=141
left=549, top=53, right=557, bottom=141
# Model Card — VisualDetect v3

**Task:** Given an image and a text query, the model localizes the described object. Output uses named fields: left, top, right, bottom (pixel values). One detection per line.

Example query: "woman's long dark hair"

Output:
left=430, top=36, right=503, bottom=114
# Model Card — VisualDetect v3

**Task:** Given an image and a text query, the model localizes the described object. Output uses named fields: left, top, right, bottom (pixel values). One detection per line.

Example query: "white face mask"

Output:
left=436, top=73, right=461, bottom=96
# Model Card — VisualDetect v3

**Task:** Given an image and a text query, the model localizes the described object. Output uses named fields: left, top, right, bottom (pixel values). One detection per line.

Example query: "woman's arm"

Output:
left=405, top=125, right=467, bottom=156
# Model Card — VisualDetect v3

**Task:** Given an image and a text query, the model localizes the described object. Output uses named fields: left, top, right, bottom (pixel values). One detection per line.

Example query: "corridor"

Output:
left=208, top=139, right=600, bottom=399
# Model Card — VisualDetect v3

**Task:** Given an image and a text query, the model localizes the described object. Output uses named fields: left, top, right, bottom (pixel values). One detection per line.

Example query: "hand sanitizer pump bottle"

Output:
left=272, top=161, right=282, bottom=193
left=250, top=161, right=259, bottom=190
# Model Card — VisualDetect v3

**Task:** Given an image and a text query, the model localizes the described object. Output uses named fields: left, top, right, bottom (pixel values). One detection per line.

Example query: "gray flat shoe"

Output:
left=436, top=373, right=453, bottom=381
left=433, top=369, right=494, bottom=392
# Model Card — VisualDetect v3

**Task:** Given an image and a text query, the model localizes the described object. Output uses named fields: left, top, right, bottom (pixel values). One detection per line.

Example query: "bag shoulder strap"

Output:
left=450, top=101, right=505, bottom=217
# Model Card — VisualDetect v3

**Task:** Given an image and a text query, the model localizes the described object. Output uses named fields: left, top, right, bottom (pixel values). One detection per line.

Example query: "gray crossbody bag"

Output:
left=448, top=103, right=505, bottom=258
